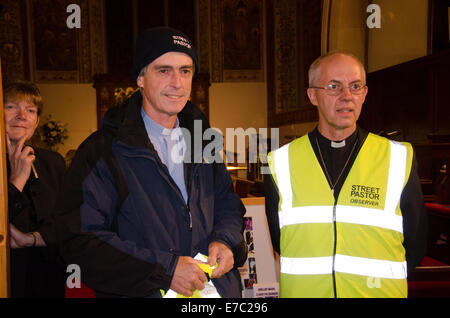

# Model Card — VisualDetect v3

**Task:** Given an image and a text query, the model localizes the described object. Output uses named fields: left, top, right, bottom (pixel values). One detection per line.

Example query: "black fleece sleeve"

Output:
left=7, top=182, right=31, bottom=220
left=264, top=173, right=281, bottom=255
left=401, top=151, right=428, bottom=275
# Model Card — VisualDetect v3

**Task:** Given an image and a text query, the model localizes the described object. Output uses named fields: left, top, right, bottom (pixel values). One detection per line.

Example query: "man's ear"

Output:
left=136, top=76, right=143, bottom=88
left=307, top=88, right=318, bottom=106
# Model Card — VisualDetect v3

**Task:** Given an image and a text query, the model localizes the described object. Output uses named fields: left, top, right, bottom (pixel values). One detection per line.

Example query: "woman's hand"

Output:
left=9, top=224, right=46, bottom=248
left=6, top=135, right=35, bottom=192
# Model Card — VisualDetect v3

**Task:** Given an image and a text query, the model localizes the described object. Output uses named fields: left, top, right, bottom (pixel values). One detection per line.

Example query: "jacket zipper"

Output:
left=186, top=164, right=201, bottom=231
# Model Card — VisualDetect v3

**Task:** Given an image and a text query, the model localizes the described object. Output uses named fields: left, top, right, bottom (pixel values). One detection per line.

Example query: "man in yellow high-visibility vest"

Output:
left=265, top=51, right=427, bottom=298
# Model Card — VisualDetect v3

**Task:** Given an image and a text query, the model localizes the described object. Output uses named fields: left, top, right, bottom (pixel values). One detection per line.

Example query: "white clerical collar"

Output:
left=331, top=140, right=346, bottom=148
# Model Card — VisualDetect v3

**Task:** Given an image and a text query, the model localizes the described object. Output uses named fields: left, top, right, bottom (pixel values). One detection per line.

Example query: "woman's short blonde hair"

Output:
left=3, top=81, right=43, bottom=116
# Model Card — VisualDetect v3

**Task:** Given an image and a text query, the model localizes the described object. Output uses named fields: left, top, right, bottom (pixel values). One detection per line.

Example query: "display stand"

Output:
left=240, top=197, right=279, bottom=298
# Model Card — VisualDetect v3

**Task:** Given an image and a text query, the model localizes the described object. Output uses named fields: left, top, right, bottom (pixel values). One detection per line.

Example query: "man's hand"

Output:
left=170, top=256, right=208, bottom=297
left=9, top=224, right=46, bottom=248
left=7, top=135, right=35, bottom=192
left=208, top=241, right=234, bottom=279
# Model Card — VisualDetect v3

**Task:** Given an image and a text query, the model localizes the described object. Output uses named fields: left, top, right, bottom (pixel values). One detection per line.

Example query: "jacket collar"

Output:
left=116, top=92, right=151, bottom=149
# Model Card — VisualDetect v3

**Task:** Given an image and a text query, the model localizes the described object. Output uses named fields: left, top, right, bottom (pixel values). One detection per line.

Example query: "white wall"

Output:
left=327, top=0, right=367, bottom=65
left=367, top=0, right=429, bottom=72
left=209, top=82, right=268, bottom=159
left=326, top=0, right=429, bottom=72
left=209, top=82, right=267, bottom=134
left=37, top=84, right=97, bottom=156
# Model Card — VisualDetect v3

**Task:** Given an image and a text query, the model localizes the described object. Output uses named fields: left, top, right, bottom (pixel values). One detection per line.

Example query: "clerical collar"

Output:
left=331, top=140, right=346, bottom=148
left=141, top=107, right=180, bottom=137
left=315, top=128, right=358, bottom=149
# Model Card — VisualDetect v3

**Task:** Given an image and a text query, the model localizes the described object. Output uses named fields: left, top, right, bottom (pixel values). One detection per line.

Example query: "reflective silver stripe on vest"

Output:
left=279, top=206, right=334, bottom=227
left=280, top=256, right=333, bottom=275
left=275, top=140, right=407, bottom=233
left=273, top=143, right=293, bottom=219
left=279, top=206, right=403, bottom=233
left=385, top=141, right=407, bottom=214
left=281, top=255, right=407, bottom=279
left=335, top=206, right=403, bottom=233
left=274, top=138, right=408, bottom=280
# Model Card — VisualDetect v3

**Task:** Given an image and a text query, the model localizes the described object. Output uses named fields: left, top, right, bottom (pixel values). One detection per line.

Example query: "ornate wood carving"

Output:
left=0, top=0, right=29, bottom=84
left=211, top=0, right=265, bottom=82
left=0, top=0, right=107, bottom=84
left=266, top=0, right=322, bottom=127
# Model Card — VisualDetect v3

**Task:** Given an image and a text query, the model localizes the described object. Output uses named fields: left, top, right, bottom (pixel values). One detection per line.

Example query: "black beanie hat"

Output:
left=132, top=27, right=198, bottom=80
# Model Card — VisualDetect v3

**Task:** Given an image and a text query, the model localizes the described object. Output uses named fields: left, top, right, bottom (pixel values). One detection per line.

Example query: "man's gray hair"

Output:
left=137, top=65, right=148, bottom=94
left=138, top=65, right=148, bottom=78
left=308, top=51, right=366, bottom=86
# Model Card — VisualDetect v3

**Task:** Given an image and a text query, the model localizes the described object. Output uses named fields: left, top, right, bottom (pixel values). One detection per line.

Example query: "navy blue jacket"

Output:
left=57, top=91, right=246, bottom=297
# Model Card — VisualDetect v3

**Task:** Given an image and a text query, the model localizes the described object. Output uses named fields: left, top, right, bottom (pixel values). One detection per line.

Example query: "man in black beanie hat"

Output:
left=134, top=27, right=198, bottom=129
left=57, top=27, right=246, bottom=298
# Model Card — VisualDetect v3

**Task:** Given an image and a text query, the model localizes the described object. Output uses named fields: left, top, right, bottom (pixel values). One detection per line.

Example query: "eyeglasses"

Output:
left=310, top=82, right=367, bottom=96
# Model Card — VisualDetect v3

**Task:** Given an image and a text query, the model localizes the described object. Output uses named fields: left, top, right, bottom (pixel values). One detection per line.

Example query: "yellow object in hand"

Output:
left=175, top=254, right=220, bottom=298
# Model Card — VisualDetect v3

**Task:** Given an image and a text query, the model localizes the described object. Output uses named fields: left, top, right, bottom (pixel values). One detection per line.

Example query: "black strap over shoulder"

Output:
left=102, top=134, right=129, bottom=236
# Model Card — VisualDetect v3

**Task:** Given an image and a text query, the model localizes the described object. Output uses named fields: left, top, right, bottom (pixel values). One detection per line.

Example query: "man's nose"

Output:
left=339, top=86, right=353, bottom=100
left=169, top=72, right=182, bottom=88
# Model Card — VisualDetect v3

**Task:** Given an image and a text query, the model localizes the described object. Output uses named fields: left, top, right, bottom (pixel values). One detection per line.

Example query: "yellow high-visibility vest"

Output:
left=268, top=133, right=413, bottom=298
